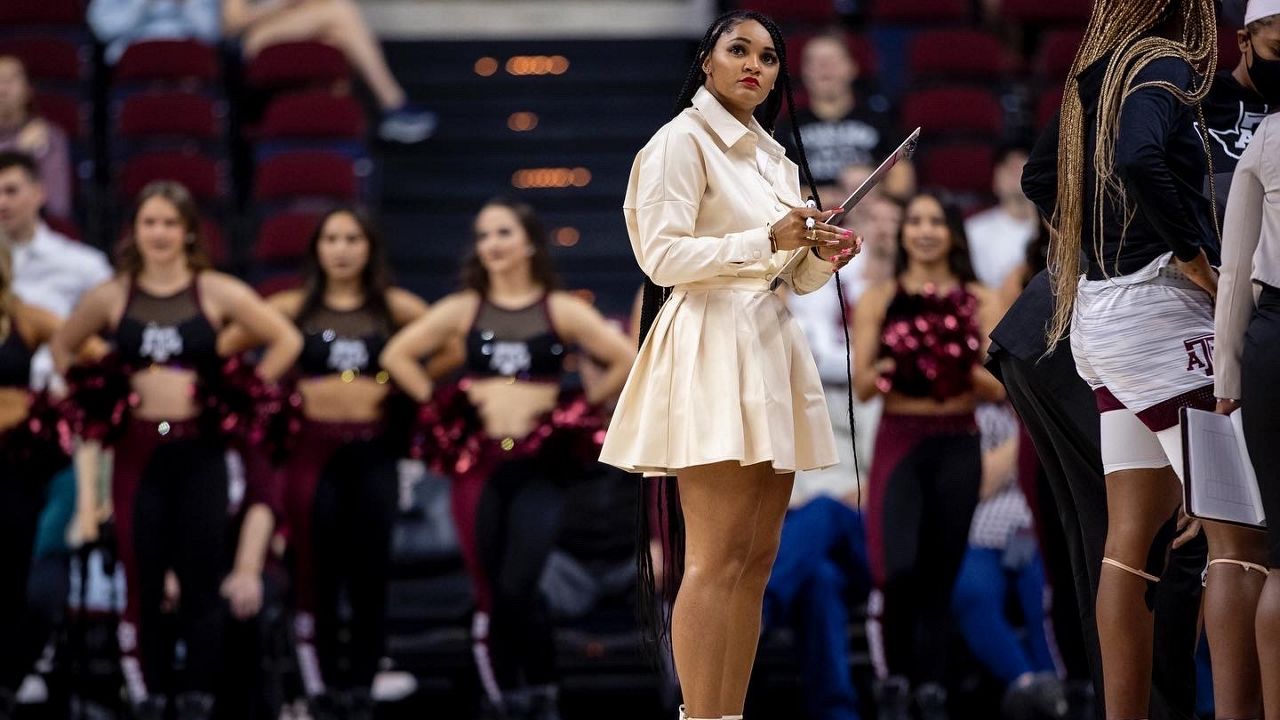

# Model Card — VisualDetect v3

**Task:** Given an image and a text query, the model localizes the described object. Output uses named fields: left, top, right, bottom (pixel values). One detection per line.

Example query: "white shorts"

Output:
left=1099, top=407, right=1185, bottom=478
left=1071, top=253, right=1216, bottom=432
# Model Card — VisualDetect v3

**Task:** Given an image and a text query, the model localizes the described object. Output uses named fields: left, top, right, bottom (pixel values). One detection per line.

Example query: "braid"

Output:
left=1045, top=0, right=1216, bottom=348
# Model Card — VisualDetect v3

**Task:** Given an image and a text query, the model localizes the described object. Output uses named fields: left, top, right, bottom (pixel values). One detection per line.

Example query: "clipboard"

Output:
left=1180, top=406, right=1267, bottom=530
left=828, top=127, right=921, bottom=222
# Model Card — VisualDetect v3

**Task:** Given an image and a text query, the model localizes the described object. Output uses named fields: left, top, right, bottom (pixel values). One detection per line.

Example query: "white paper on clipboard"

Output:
left=828, top=127, right=921, bottom=223
left=1181, top=407, right=1267, bottom=529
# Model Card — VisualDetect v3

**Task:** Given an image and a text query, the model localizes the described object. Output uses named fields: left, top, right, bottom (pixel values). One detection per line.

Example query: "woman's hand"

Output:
left=221, top=569, right=264, bottom=620
left=1216, top=398, right=1241, bottom=416
left=771, top=208, right=850, bottom=252
left=1175, top=250, right=1218, bottom=300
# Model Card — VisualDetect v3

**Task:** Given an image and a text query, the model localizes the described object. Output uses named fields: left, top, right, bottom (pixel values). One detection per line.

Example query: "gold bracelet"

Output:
left=767, top=223, right=778, bottom=253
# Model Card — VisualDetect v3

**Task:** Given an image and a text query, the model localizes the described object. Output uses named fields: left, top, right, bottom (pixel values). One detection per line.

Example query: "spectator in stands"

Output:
left=964, top=143, right=1038, bottom=289
left=221, top=0, right=437, bottom=143
left=381, top=198, right=634, bottom=720
left=0, top=58, right=72, bottom=223
left=951, top=404, right=1067, bottom=720
left=87, top=0, right=221, bottom=65
left=762, top=494, right=871, bottom=720
left=0, top=151, right=110, bottom=389
left=853, top=192, right=1004, bottom=720
left=781, top=30, right=889, bottom=187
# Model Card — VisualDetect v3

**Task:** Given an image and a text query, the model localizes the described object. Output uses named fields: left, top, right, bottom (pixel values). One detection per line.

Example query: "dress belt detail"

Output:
left=674, top=276, right=774, bottom=293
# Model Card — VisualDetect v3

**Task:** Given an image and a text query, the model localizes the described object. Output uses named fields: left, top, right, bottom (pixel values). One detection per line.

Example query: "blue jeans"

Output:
left=764, top=497, right=871, bottom=720
left=950, top=545, right=1056, bottom=684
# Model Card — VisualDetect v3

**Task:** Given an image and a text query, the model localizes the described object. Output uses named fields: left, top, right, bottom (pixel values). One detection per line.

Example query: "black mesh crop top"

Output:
left=296, top=301, right=392, bottom=380
left=114, top=280, right=219, bottom=369
left=464, top=296, right=567, bottom=381
left=0, top=324, right=33, bottom=388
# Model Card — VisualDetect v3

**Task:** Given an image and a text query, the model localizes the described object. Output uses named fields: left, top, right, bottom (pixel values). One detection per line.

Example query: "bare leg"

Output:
left=1257, top=572, right=1280, bottom=719
left=1202, top=521, right=1267, bottom=719
left=1097, top=467, right=1182, bottom=720
left=719, top=467, right=794, bottom=714
left=241, top=0, right=407, bottom=110
left=673, top=462, right=770, bottom=718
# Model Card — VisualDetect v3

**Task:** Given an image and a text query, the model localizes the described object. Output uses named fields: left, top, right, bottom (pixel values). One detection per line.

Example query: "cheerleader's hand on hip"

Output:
left=1175, top=250, right=1218, bottom=300
left=771, top=208, right=850, bottom=252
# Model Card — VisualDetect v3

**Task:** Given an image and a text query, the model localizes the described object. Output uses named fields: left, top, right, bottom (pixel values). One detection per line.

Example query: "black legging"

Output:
left=0, top=461, right=48, bottom=696
left=1242, top=284, right=1280, bottom=568
left=867, top=414, right=981, bottom=685
left=307, top=439, right=399, bottom=691
left=475, top=457, right=566, bottom=689
left=131, top=437, right=232, bottom=696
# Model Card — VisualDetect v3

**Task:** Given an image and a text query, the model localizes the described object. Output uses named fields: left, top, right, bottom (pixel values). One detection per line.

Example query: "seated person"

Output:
left=87, top=0, right=221, bottom=65
left=221, top=0, right=436, bottom=143
left=0, top=57, right=72, bottom=221
left=951, top=404, right=1066, bottom=719
left=763, top=494, right=871, bottom=720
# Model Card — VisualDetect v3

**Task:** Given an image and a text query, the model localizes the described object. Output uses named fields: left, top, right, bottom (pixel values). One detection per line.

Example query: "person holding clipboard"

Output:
left=597, top=10, right=865, bottom=719
left=1214, top=2, right=1280, bottom=714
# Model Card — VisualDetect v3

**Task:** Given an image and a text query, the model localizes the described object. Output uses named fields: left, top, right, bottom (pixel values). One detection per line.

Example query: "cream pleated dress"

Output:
left=600, top=86, right=840, bottom=476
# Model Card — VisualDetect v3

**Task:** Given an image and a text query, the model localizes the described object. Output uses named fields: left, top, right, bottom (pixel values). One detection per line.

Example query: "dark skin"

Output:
left=699, top=19, right=861, bottom=268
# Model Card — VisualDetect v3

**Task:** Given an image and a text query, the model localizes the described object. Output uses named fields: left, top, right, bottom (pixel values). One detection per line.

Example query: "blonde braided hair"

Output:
left=1046, top=0, right=1217, bottom=347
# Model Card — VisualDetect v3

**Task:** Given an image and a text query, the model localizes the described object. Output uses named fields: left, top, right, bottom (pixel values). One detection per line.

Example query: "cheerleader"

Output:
left=852, top=191, right=1003, bottom=720
left=222, top=207, right=431, bottom=719
left=51, top=181, right=301, bottom=718
left=380, top=197, right=634, bottom=720
left=0, top=247, right=77, bottom=716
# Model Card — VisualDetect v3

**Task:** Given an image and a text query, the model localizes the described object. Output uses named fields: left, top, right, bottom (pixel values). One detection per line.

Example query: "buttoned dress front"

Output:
left=600, top=86, right=840, bottom=476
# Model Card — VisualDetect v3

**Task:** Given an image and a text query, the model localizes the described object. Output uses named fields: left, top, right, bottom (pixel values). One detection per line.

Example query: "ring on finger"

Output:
left=805, top=228, right=817, bottom=242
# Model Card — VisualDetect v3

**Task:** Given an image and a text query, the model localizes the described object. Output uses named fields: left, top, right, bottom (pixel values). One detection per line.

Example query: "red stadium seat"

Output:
left=1035, top=30, right=1084, bottom=81
left=114, top=40, right=219, bottom=86
left=0, top=0, right=84, bottom=25
left=245, top=42, right=349, bottom=90
left=252, top=211, right=324, bottom=264
left=254, top=151, right=358, bottom=202
left=901, top=87, right=1003, bottom=138
left=117, top=91, right=222, bottom=140
left=120, top=150, right=224, bottom=202
left=870, top=0, right=970, bottom=24
left=200, top=216, right=229, bottom=267
left=0, top=35, right=84, bottom=84
left=738, top=0, right=838, bottom=25
left=1001, top=0, right=1092, bottom=24
left=34, top=91, right=84, bottom=141
left=1220, top=27, right=1243, bottom=74
left=919, top=143, right=995, bottom=196
left=255, top=274, right=302, bottom=297
left=1037, top=84, right=1065, bottom=130
left=44, top=213, right=81, bottom=240
left=908, top=30, right=1017, bottom=82
left=258, top=90, right=365, bottom=140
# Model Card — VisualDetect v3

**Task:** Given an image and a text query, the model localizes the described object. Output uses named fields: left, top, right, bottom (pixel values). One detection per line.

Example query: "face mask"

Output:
left=1247, top=36, right=1280, bottom=105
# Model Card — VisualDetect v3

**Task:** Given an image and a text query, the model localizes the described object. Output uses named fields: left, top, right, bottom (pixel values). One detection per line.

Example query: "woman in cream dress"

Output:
left=599, top=11, right=859, bottom=720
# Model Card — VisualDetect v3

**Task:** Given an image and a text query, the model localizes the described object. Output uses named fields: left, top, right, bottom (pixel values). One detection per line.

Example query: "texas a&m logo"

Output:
left=1184, top=334, right=1214, bottom=377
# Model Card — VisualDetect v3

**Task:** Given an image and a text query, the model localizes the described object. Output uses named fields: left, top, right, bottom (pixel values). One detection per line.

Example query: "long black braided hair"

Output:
left=635, top=8, right=862, bottom=662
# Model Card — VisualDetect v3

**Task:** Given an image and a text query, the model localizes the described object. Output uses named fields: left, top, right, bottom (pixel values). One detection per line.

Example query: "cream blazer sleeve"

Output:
left=1214, top=118, right=1270, bottom=400
left=623, top=125, right=837, bottom=293
left=624, top=126, right=775, bottom=287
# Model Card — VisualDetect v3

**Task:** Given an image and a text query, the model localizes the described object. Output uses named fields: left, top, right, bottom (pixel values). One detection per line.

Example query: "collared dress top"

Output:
left=599, top=86, right=840, bottom=476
